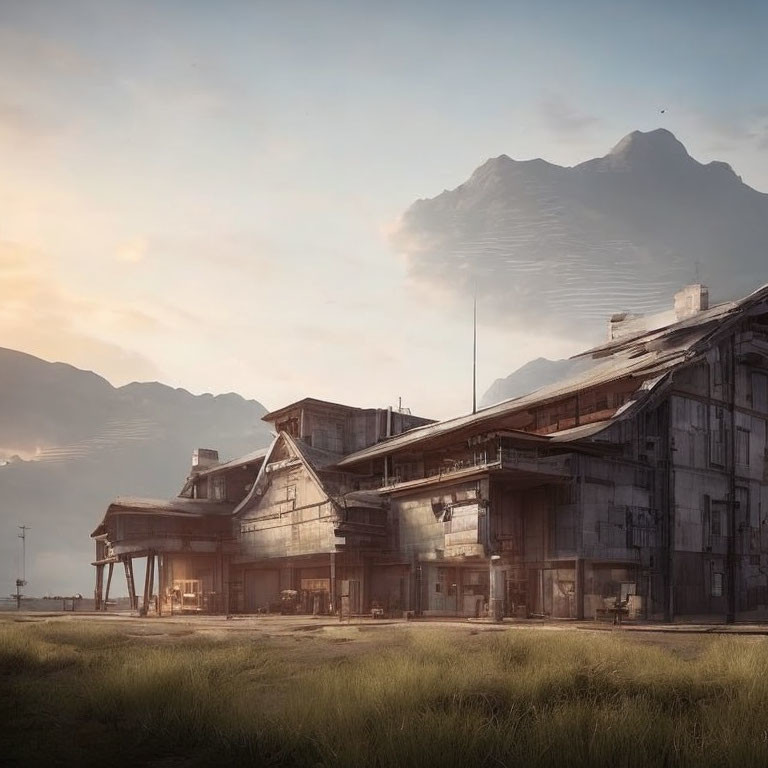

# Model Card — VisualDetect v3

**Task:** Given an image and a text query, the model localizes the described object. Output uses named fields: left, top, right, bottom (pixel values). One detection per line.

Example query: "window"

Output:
left=211, top=476, right=226, bottom=501
left=711, top=571, right=724, bottom=598
left=736, top=428, right=751, bottom=466
left=276, top=417, right=300, bottom=437
left=710, top=408, right=725, bottom=466
left=675, top=397, right=688, bottom=424
left=713, top=347, right=723, bottom=388
left=711, top=507, right=722, bottom=538
left=752, top=373, right=768, bottom=413
left=737, top=486, right=753, bottom=529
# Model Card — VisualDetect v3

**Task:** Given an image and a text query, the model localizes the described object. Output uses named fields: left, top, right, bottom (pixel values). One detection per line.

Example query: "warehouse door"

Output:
left=244, top=569, right=281, bottom=613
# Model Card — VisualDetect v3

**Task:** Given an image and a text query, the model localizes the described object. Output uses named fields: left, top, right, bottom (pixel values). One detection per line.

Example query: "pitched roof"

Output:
left=261, top=396, right=435, bottom=426
left=91, top=496, right=233, bottom=537
left=337, top=284, right=768, bottom=466
left=262, top=397, right=374, bottom=423
left=104, top=496, right=234, bottom=516
left=192, top=447, right=268, bottom=478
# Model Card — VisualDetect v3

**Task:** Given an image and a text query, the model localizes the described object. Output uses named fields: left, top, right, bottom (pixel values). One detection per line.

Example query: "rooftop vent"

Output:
left=192, top=448, right=219, bottom=471
left=608, top=283, right=710, bottom=340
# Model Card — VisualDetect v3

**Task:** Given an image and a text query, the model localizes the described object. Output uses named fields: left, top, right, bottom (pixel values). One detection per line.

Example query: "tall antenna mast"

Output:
left=472, top=292, right=477, bottom=415
left=16, top=525, right=30, bottom=610
left=19, top=525, right=30, bottom=583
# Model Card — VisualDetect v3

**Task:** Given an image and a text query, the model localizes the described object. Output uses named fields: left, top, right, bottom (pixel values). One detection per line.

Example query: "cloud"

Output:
left=692, top=108, right=768, bottom=154
left=0, top=241, right=161, bottom=382
left=538, top=94, right=599, bottom=137
left=116, top=236, right=148, bottom=264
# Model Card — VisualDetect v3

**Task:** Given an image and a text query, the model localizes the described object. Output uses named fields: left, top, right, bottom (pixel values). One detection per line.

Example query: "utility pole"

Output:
left=472, top=293, right=477, bottom=414
left=15, top=525, right=30, bottom=610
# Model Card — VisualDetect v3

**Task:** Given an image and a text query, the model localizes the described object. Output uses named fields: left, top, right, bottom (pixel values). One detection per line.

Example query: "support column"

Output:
left=575, top=558, right=585, bottom=620
left=124, top=558, right=137, bottom=611
left=103, top=562, right=114, bottom=611
left=489, top=556, right=504, bottom=622
left=94, top=564, right=104, bottom=611
left=157, top=555, right=163, bottom=617
left=330, top=552, right=337, bottom=614
left=148, top=553, right=156, bottom=614
left=141, top=552, right=153, bottom=616
left=222, top=556, right=230, bottom=615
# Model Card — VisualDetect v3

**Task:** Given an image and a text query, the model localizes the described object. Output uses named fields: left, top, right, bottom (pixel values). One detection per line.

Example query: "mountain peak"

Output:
left=607, top=128, right=690, bottom=165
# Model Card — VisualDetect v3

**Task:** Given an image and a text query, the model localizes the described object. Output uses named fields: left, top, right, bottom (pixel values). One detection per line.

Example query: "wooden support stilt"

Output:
left=103, top=562, right=114, bottom=611
left=124, top=558, right=137, bottom=612
left=330, top=552, right=336, bottom=615
left=148, top=552, right=156, bottom=614
left=94, top=564, right=104, bottom=612
left=157, top=554, right=163, bottom=617
left=141, top=552, right=152, bottom=616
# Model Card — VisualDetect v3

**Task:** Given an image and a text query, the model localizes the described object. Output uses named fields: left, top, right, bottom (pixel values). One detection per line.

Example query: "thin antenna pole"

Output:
left=472, top=293, right=477, bottom=414
left=18, top=525, right=30, bottom=583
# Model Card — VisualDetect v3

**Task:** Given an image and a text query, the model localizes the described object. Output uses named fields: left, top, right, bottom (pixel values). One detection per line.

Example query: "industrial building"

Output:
left=92, top=282, right=768, bottom=622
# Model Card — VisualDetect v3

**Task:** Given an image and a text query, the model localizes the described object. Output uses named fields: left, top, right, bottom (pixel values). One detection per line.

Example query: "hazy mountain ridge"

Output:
left=480, top=356, right=598, bottom=409
left=0, top=347, right=273, bottom=595
left=395, top=129, right=768, bottom=335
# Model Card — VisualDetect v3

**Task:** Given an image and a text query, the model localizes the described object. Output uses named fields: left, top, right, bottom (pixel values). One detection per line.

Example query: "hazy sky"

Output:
left=2, top=0, right=768, bottom=419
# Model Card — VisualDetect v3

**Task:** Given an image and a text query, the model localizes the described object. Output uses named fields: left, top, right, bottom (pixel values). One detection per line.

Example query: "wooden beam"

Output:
left=124, top=558, right=137, bottom=611
left=94, top=564, right=104, bottom=611
left=103, top=562, right=114, bottom=611
left=330, top=552, right=336, bottom=615
left=157, top=554, right=163, bottom=617
left=141, top=552, right=152, bottom=616
left=148, top=552, right=156, bottom=614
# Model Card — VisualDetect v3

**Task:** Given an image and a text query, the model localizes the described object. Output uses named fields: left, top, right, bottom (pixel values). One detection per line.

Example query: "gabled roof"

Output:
left=337, top=284, right=768, bottom=466
left=234, top=432, right=341, bottom=518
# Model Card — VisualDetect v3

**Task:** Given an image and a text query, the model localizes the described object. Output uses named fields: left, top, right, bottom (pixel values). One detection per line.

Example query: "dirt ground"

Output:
left=4, top=611, right=768, bottom=660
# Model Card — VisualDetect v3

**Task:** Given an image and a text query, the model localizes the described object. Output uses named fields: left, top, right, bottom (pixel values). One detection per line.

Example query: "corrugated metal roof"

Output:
left=337, top=284, right=768, bottom=466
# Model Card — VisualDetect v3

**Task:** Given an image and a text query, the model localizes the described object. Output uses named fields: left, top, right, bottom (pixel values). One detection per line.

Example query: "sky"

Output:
left=2, top=0, right=768, bottom=420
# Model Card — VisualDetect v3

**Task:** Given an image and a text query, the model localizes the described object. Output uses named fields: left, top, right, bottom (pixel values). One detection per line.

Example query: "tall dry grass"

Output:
left=2, top=620, right=768, bottom=766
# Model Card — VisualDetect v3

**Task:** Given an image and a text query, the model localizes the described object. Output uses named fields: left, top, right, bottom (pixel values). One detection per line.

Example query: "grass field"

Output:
left=3, top=616, right=768, bottom=767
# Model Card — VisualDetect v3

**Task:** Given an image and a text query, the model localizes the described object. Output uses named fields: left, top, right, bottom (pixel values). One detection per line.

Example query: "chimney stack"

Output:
left=674, top=284, right=709, bottom=321
left=192, top=448, right=219, bottom=472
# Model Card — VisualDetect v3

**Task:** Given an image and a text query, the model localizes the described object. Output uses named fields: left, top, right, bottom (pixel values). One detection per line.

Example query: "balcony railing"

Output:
left=500, top=448, right=572, bottom=476
left=383, top=454, right=501, bottom=488
left=381, top=447, right=572, bottom=489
